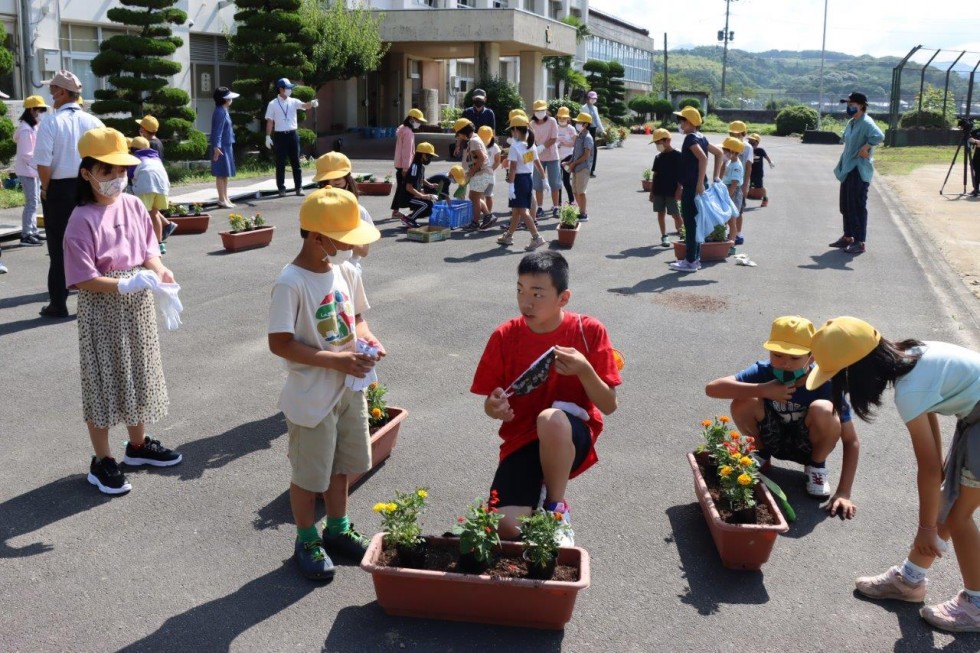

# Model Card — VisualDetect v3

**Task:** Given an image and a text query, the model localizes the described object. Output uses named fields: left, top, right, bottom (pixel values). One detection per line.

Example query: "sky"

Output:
left=588, top=0, right=980, bottom=68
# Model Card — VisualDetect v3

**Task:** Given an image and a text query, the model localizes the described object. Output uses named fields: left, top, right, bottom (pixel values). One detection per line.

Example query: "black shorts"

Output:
left=757, top=402, right=813, bottom=466
left=490, top=412, right=591, bottom=508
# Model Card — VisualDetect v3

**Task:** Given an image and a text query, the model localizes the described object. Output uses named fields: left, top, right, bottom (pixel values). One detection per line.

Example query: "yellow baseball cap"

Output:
left=136, top=116, right=159, bottom=133
left=532, top=100, right=548, bottom=111
left=508, top=115, right=529, bottom=128
left=805, top=317, right=882, bottom=390
left=452, top=117, right=473, bottom=133
left=650, top=128, right=671, bottom=143
left=574, top=112, right=592, bottom=125
left=673, top=106, right=702, bottom=126
left=299, top=187, right=381, bottom=245
left=23, top=95, right=48, bottom=110
left=556, top=107, right=571, bottom=119
left=131, top=136, right=150, bottom=150
left=763, top=316, right=815, bottom=356
left=415, top=142, right=439, bottom=157
left=78, top=127, right=140, bottom=166
left=508, top=109, right=527, bottom=121
left=722, top=136, right=745, bottom=153
left=748, top=133, right=762, bottom=142
left=407, top=108, right=426, bottom=122
left=449, top=165, right=466, bottom=185
left=729, top=120, right=747, bottom=133
left=313, top=152, right=352, bottom=182
left=477, top=125, right=494, bottom=145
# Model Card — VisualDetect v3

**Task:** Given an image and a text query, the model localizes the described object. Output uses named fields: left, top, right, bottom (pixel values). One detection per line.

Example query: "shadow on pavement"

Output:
left=609, top=272, right=717, bottom=295
left=606, top=245, right=669, bottom=260
left=118, top=561, right=316, bottom=652
left=852, top=591, right=980, bottom=652
left=762, top=465, right=830, bottom=539
left=0, top=475, right=113, bottom=558
left=152, top=413, right=287, bottom=482
left=323, top=604, right=565, bottom=652
left=0, top=314, right=76, bottom=337
left=445, top=246, right=521, bottom=264
left=0, top=291, right=48, bottom=310
left=798, top=250, right=855, bottom=271
left=665, top=502, right=771, bottom=616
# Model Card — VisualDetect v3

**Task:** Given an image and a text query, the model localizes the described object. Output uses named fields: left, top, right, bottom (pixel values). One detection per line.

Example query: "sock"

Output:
left=297, top=525, right=319, bottom=544
left=965, top=588, right=980, bottom=609
left=808, top=459, right=826, bottom=469
left=899, top=558, right=928, bottom=585
left=326, top=515, right=350, bottom=536
left=129, top=438, right=146, bottom=450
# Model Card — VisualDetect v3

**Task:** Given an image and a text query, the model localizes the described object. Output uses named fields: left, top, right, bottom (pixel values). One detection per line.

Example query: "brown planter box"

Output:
left=407, top=225, right=450, bottom=243
left=672, top=240, right=734, bottom=262
left=169, top=214, right=211, bottom=235
left=556, top=223, right=579, bottom=248
left=218, top=226, right=275, bottom=252
left=357, top=182, right=393, bottom=196
left=687, top=453, right=789, bottom=570
left=360, top=533, right=591, bottom=629
left=349, top=406, right=407, bottom=485
left=641, top=180, right=653, bottom=193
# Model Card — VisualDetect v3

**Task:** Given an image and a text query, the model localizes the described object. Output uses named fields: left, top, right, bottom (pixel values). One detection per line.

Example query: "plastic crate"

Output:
left=429, top=200, right=472, bottom=230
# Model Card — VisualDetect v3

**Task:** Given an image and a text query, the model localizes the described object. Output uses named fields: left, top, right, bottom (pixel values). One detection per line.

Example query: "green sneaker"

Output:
left=660, top=235, right=670, bottom=248
left=321, top=523, right=370, bottom=561
left=294, top=537, right=335, bottom=581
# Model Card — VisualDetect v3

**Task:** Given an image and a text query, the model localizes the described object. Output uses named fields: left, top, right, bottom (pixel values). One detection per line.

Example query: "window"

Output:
left=60, top=23, right=138, bottom=95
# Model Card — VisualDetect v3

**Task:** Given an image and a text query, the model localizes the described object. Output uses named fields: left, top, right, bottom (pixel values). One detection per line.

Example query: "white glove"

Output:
left=118, top=270, right=157, bottom=295
left=310, top=99, right=319, bottom=108
left=506, top=137, right=514, bottom=146
left=542, top=180, right=551, bottom=194
left=264, top=135, right=273, bottom=149
left=154, top=282, right=183, bottom=331
left=535, top=144, right=544, bottom=154
left=508, top=183, right=516, bottom=200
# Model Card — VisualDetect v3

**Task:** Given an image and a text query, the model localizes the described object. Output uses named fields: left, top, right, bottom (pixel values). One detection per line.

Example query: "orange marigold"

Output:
left=719, top=415, right=731, bottom=424
left=701, top=419, right=713, bottom=428
left=371, top=407, right=382, bottom=419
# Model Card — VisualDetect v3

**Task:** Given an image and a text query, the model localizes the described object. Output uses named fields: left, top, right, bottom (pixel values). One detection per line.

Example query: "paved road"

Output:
left=1, top=136, right=978, bottom=652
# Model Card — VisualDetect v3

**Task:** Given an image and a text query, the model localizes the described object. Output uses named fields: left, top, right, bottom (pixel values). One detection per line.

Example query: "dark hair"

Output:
left=518, top=251, right=569, bottom=294
left=831, top=337, right=924, bottom=421
left=412, top=151, right=432, bottom=166
left=316, top=173, right=360, bottom=198
left=213, top=87, right=230, bottom=107
left=510, top=125, right=528, bottom=141
left=527, top=129, right=536, bottom=148
left=484, top=133, right=497, bottom=148
left=19, top=109, right=38, bottom=127
left=402, top=115, right=416, bottom=129
left=76, top=157, right=117, bottom=206
left=458, top=124, right=475, bottom=138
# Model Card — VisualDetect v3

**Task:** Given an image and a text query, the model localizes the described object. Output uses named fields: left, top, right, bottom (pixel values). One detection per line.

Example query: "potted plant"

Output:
left=616, top=126, right=629, bottom=147
left=356, top=173, right=393, bottom=196
left=218, top=212, right=275, bottom=252
left=688, top=416, right=789, bottom=570
left=672, top=224, right=734, bottom=262
left=372, top=487, right=428, bottom=569
left=168, top=202, right=211, bottom=235
left=451, top=492, right=503, bottom=573
left=556, top=204, right=580, bottom=248
left=603, top=129, right=620, bottom=149
left=641, top=168, right=653, bottom=193
left=350, top=383, right=408, bottom=484
left=519, top=509, right=570, bottom=580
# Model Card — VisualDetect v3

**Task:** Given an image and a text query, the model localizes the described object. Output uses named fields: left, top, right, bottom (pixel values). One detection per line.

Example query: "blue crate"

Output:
left=429, top=199, right=472, bottom=230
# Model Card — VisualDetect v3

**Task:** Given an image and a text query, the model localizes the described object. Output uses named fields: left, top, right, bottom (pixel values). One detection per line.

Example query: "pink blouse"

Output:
left=393, top=125, right=415, bottom=171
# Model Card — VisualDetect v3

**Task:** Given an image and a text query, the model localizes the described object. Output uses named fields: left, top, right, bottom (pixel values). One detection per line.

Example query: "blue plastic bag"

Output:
left=693, top=182, right=738, bottom=242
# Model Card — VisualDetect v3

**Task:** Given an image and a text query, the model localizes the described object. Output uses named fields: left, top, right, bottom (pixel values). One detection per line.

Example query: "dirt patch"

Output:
left=653, top=292, right=729, bottom=313
left=377, top=539, right=580, bottom=582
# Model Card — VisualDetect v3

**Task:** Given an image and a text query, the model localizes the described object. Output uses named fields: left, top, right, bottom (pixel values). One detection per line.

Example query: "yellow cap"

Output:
left=673, top=106, right=702, bottom=127
left=415, top=142, right=439, bottom=157
left=477, top=125, right=494, bottom=145
left=78, top=127, right=140, bottom=166
left=763, top=316, right=815, bottom=356
left=805, top=317, right=882, bottom=390
left=23, top=95, right=48, bottom=110
left=313, top=152, right=352, bottom=182
left=508, top=115, right=529, bottom=128
left=407, top=108, right=426, bottom=122
left=728, top=120, right=747, bottom=133
left=532, top=100, right=548, bottom=111
left=650, top=128, right=671, bottom=143
left=556, top=107, right=571, bottom=119
left=449, top=165, right=466, bottom=185
left=299, top=187, right=381, bottom=245
left=131, top=136, right=150, bottom=150
left=574, top=112, right=592, bottom=125
left=136, top=116, right=159, bottom=133
left=722, top=136, right=745, bottom=153
left=508, top=109, right=528, bottom=121
left=748, top=133, right=762, bottom=142
left=452, top=117, right=473, bottom=133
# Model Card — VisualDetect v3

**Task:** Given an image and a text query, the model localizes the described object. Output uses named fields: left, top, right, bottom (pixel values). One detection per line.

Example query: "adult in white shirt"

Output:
left=34, top=70, right=104, bottom=318
left=264, top=77, right=318, bottom=197
left=582, top=91, right=605, bottom=178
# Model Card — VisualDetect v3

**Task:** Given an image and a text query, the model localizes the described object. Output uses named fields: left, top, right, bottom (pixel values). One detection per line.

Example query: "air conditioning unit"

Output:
left=450, top=75, right=459, bottom=90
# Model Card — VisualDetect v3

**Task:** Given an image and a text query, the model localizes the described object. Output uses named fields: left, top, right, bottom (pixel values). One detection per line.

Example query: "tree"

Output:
left=604, top=61, right=627, bottom=124
left=543, top=16, right=591, bottom=98
left=90, top=0, right=206, bottom=160
left=301, top=0, right=389, bottom=89
left=628, top=95, right=658, bottom=121
left=228, top=0, right=318, bottom=153
left=0, top=22, right=15, bottom=162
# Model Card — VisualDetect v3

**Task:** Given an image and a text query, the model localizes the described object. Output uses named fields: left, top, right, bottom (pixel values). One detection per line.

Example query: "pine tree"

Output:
left=0, top=22, right=15, bottom=162
left=90, top=0, right=206, bottom=160
left=605, top=61, right=628, bottom=124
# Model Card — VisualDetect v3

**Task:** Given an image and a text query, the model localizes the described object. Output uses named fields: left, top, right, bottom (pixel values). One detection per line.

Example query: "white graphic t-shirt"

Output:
left=268, top=261, right=369, bottom=427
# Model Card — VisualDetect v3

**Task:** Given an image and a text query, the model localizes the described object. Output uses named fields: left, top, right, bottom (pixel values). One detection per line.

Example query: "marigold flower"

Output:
left=371, top=407, right=383, bottom=419
left=372, top=502, right=386, bottom=513
left=740, top=456, right=754, bottom=467
left=720, top=465, right=733, bottom=477
left=369, top=382, right=379, bottom=390
left=730, top=431, right=741, bottom=440
left=554, top=512, right=563, bottom=520
left=737, top=473, right=753, bottom=486
left=485, top=526, right=492, bottom=534
left=719, top=416, right=731, bottom=424
left=417, top=489, right=428, bottom=499
left=386, top=502, right=397, bottom=512
left=701, top=419, right=712, bottom=428
left=457, top=517, right=465, bottom=523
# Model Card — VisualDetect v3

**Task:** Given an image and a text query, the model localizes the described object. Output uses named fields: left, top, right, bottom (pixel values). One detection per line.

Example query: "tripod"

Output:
left=940, top=119, right=977, bottom=196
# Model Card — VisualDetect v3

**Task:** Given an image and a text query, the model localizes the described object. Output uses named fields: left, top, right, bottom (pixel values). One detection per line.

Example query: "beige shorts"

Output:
left=963, top=467, right=980, bottom=489
left=572, top=170, right=590, bottom=195
left=287, top=388, right=371, bottom=493
left=139, top=193, right=168, bottom=211
left=468, top=171, right=494, bottom=194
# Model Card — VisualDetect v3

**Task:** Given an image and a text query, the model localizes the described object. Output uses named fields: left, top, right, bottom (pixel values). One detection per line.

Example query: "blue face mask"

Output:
left=846, top=105, right=859, bottom=116
left=773, top=367, right=808, bottom=385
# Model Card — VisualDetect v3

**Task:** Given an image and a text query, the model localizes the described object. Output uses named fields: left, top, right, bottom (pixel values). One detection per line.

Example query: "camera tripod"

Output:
left=940, top=118, right=977, bottom=196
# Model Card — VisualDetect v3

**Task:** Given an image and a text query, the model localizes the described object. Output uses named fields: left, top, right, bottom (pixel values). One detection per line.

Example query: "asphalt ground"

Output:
left=1, top=135, right=978, bottom=652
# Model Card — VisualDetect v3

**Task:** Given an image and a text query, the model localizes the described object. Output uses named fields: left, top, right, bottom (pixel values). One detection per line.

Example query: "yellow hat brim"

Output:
left=763, top=341, right=811, bottom=356
left=804, top=365, right=835, bottom=391
left=93, top=151, right=141, bottom=166
left=312, top=169, right=350, bottom=182
left=317, top=220, right=381, bottom=246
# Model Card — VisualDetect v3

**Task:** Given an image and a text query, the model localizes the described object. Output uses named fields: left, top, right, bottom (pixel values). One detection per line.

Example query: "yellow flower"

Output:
left=701, top=419, right=712, bottom=428
left=740, top=456, right=754, bottom=467
left=386, top=502, right=397, bottom=512
left=719, top=416, right=731, bottom=424
left=417, top=489, right=428, bottom=499
left=719, top=465, right=733, bottom=477
left=371, top=407, right=383, bottom=419
left=737, top=473, right=753, bottom=486
left=372, top=502, right=387, bottom=513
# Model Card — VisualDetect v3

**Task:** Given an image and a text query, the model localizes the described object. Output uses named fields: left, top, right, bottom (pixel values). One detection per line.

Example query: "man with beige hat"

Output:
left=34, top=69, right=104, bottom=318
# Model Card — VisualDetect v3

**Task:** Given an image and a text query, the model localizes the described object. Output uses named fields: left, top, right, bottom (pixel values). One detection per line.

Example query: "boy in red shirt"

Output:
left=471, top=251, right=621, bottom=545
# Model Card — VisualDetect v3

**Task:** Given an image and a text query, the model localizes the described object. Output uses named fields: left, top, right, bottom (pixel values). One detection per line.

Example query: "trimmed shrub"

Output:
left=678, top=98, right=701, bottom=111
left=899, top=110, right=949, bottom=129
left=548, top=98, right=581, bottom=118
left=775, top=105, right=819, bottom=136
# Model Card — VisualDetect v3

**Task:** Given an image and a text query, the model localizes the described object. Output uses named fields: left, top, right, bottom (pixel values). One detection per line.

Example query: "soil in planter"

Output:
left=377, top=540, right=579, bottom=582
left=695, top=455, right=776, bottom=526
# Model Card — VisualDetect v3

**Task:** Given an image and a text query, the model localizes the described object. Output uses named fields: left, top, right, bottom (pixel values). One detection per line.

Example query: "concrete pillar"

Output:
left=478, top=42, right=501, bottom=81
left=519, top=51, right=544, bottom=104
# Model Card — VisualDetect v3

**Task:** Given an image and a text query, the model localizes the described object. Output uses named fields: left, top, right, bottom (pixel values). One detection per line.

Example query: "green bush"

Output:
left=652, top=99, right=673, bottom=119
left=464, top=76, right=525, bottom=133
left=298, top=127, right=316, bottom=148
left=547, top=98, right=580, bottom=118
left=678, top=98, right=701, bottom=111
left=899, top=110, right=949, bottom=129
left=774, top=104, right=819, bottom=136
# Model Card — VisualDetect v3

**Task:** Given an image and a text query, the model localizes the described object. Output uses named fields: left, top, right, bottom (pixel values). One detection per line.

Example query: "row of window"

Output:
left=587, top=36, right=653, bottom=85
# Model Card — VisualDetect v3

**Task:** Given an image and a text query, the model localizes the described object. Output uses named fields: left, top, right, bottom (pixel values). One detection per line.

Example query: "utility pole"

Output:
left=663, top=33, right=669, bottom=99
left=719, top=0, right=736, bottom=99
left=817, top=0, right=828, bottom=129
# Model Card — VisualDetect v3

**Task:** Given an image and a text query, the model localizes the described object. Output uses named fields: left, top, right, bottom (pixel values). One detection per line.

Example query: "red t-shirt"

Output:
left=470, top=312, right=622, bottom=478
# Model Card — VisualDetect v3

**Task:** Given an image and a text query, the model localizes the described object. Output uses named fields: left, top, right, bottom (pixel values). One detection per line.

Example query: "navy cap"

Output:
left=840, top=92, right=868, bottom=105
left=276, top=78, right=296, bottom=89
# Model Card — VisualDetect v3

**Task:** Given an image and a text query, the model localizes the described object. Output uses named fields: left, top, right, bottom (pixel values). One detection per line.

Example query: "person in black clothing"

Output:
left=648, top=128, right=682, bottom=247
left=969, top=126, right=980, bottom=197
left=455, top=88, right=496, bottom=159
left=402, top=142, right=441, bottom=228
left=747, top=133, right=774, bottom=206
left=136, top=116, right=165, bottom=159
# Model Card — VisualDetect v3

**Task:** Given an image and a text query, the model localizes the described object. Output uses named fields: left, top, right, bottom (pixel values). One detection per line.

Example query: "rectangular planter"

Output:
left=673, top=240, right=734, bottom=262
left=407, top=225, right=450, bottom=243
left=349, top=406, right=407, bottom=485
left=361, top=534, right=590, bottom=630
left=687, top=453, right=789, bottom=570
left=357, top=182, right=393, bottom=196
left=169, top=214, right=211, bottom=235
left=218, top=226, right=275, bottom=252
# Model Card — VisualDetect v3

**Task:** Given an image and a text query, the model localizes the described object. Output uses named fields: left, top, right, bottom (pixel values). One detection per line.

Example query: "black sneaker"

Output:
left=399, top=215, right=419, bottom=229
left=87, top=456, right=132, bottom=495
left=321, top=523, right=370, bottom=561
left=277, top=189, right=286, bottom=198
left=294, top=537, right=335, bottom=581
left=295, top=189, right=305, bottom=197
left=479, top=214, right=498, bottom=230
left=161, top=222, right=178, bottom=242
left=578, top=213, right=589, bottom=222
left=19, top=235, right=42, bottom=247
left=39, top=304, right=69, bottom=318
left=535, top=207, right=544, bottom=218
left=123, top=437, right=183, bottom=467
left=33, top=232, right=46, bottom=241
left=462, top=221, right=481, bottom=231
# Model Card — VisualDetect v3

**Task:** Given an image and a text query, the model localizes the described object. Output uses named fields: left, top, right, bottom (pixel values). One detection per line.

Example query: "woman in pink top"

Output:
left=13, top=95, right=48, bottom=245
left=529, top=100, right=561, bottom=219
left=63, top=127, right=183, bottom=496
left=391, top=108, right=425, bottom=219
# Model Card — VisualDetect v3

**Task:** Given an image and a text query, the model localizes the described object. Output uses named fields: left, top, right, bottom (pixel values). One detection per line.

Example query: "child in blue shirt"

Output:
left=706, top=315, right=860, bottom=517
left=720, top=136, right=744, bottom=255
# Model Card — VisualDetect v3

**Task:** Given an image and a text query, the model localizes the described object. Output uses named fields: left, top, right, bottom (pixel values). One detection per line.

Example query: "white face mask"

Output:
left=282, top=88, right=292, bottom=98
left=327, top=249, right=353, bottom=264
left=655, top=143, right=665, bottom=153
left=534, top=111, right=546, bottom=120
left=575, top=123, right=585, bottom=133
left=91, top=173, right=127, bottom=199
left=410, top=120, right=420, bottom=130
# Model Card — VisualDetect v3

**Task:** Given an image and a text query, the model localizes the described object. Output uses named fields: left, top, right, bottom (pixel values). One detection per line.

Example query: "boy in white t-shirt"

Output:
left=498, top=115, right=547, bottom=251
left=268, top=187, right=385, bottom=581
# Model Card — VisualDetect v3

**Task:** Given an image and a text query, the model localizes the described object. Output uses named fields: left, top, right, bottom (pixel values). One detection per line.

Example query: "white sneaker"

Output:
left=805, top=465, right=831, bottom=497
left=668, top=260, right=698, bottom=273
left=0, top=261, right=7, bottom=274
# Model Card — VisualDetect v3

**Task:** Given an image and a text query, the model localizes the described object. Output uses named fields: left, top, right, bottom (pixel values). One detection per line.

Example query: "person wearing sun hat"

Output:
left=391, top=107, right=426, bottom=219
left=400, top=142, right=443, bottom=228
left=529, top=100, right=559, bottom=219
left=134, top=115, right=164, bottom=158
left=563, top=112, right=594, bottom=222
left=312, top=152, right=375, bottom=271
left=805, top=318, right=980, bottom=631
left=747, top=132, right=774, bottom=207
left=454, top=117, right=496, bottom=230
left=130, top=131, right=175, bottom=253
left=555, top=106, right=577, bottom=205
left=706, top=315, right=860, bottom=511
left=582, top=90, right=605, bottom=177
left=477, top=125, right=502, bottom=213
left=268, top=186, right=384, bottom=581
left=649, top=127, right=683, bottom=247
left=726, top=120, right=752, bottom=245
left=61, top=127, right=183, bottom=496
left=13, top=95, right=49, bottom=247
left=210, top=86, right=240, bottom=208
left=720, top=136, right=745, bottom=252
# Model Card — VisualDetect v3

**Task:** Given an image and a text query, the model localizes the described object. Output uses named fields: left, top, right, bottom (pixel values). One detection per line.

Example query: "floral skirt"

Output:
left=77, top=267, right=169, bottom=429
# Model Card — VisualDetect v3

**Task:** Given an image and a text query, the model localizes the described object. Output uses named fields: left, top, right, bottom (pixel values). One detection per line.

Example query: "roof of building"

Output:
left=587, top=8, right=650, bottom=37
